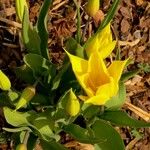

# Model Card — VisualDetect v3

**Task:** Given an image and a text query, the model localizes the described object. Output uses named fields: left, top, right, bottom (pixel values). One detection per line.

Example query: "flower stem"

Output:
left=23, top=130, right=30, bottom=145
left=73, top=0, right=81, bottom=44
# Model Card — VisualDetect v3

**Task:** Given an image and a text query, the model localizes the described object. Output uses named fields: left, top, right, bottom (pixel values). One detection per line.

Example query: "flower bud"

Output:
left=85, top=0, right=100, bottom=17
left=16, top=86, right=36, bottom=110
left=15, top=0, right=28, bottom=22
left=0, top=70, right=11, bottom=91
left=66, top=89, right=80, bottom=116
left=16, top=143, right=27, bottom=150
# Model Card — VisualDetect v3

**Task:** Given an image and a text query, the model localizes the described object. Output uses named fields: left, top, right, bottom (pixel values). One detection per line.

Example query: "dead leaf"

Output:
left=118, top=39, right=140, bottom=47
left=121, top=18, right=130, bottom=33
left=120, top=6, right=131, bottom=19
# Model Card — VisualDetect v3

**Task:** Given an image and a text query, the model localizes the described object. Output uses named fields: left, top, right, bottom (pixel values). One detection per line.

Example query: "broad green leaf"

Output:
left=30, top=111, right=56, bottom=141
left=23, top=53, right=56, bottom=84
left=97, top=0, right=120, bottom=32
left=31, top=116, right=54, bottom=141
left=15, top=65, right=35, bottom=84
left=40, top=140, right=68, bottom=150
left=99, top=110, right=150, bottom=128
left=3, top=107, right=36, bottom=127
left=22, top=7, right=41, bottom=55
left=91, top=120, right=125, bottom=150
left=37, top=0, right=52, bottom=59
left=121, top=69, right=140, bottom=82
left=105, top=82, right=126, bottom=110
left=63, top=124, right=102, bottom=144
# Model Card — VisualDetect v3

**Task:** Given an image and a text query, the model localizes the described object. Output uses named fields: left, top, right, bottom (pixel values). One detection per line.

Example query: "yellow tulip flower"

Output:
left=66, top=50, right=127, bottom=105
left=85, top=23, right=116, bottom=58
left=85, top=0, right=100, bottom=17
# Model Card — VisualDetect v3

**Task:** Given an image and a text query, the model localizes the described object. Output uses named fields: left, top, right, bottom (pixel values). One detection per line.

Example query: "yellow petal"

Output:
left=108, top=59, right=128, bottom=82
left=87, top=51, right=110, bottom=87
left=98, top=41, right=116, bottom=59
left=85, top=94, right=109, bottom=105
left=65, top=50, right=88, bottom=75
left=97, top=23, right=112, bottom=41
left=96, top=77, right=118, bottom=98
left=65, top=50, right=94, bottom=97
left=84, top=35, right=99, bottom=57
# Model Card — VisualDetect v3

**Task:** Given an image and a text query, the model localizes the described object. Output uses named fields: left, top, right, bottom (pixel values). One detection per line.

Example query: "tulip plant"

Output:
left=0, top=0, right=150, bottom=150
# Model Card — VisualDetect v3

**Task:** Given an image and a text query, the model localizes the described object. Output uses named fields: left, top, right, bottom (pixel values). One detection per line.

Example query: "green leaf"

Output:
left=31, top=93, right=50, bottom=106
left=64, top=124, right=102, bottom=144
left=99, top=110, right=150, bottom=128
left=0, top=93, right=14, bottom=107
left=27, top=133, right=38, bottom=150
left=22, top=7, right=41, bottom=55
left=40, top=140, right=68, bottom=150
left=23, top=53, right=56, bottom=84
left=15, top=65, right=35, bottom=84
left=3, top=127, right=31, bottom=133
left=65, top=37, right=84, bottom=58
left=121, top=69, right=140, bottom=82
left=53, top=89, right=72, bottom=121
left=91, top=120, right=125, bottom=150
left=52, top=63, right=69, bottom=90
left=105, top=82, right=126, bottom=110
left=37, top=0, right=52, bottom=59
left=3, top=107, right=36, bottom=127
left=97, top=0, right=120, bottom=32
left=82, top=105, right=100, bottom=120
left=31, top=116, right=54, bottom=141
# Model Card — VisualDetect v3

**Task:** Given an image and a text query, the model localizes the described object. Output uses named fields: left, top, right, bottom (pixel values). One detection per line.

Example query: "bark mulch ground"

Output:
left=0, top=0, right=150, bottom=149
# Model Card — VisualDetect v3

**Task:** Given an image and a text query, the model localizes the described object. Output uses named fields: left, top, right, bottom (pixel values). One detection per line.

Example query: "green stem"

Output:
left=73, top=0, right=81, bottom=44
left=23, top=130, right=30, bottom=145
left=81, top=16, right=91, bottom=44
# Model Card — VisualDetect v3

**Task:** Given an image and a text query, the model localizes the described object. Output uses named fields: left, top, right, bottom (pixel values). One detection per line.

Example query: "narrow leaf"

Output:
left=100, top=110, right=150, bottom=128
left=37, top=0, right=52, bottom=59
left=22, top=7, right=41, bottom=55
left=97, top=0, right=120, bottom=32
left=121, top=69, right=140, bottom=82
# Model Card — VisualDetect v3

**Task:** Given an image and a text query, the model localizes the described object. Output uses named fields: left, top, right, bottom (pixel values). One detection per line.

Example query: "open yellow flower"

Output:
left=85, top=23, right=116, bottom=58
left=66, top=50, right=127, bottom=105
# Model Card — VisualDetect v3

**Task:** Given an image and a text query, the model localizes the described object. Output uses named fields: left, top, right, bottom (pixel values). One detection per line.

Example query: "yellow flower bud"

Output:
left=0, top=70, right=11, bottom=91
left=16, top=143, right=27, bottom=150
left=85, top=0, right=100, bottom=17
left=16, top=86, right=36, bottom=110
left=66, top=89, right=80, bottom=116
left=15, top=0, right=28, bottom=22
